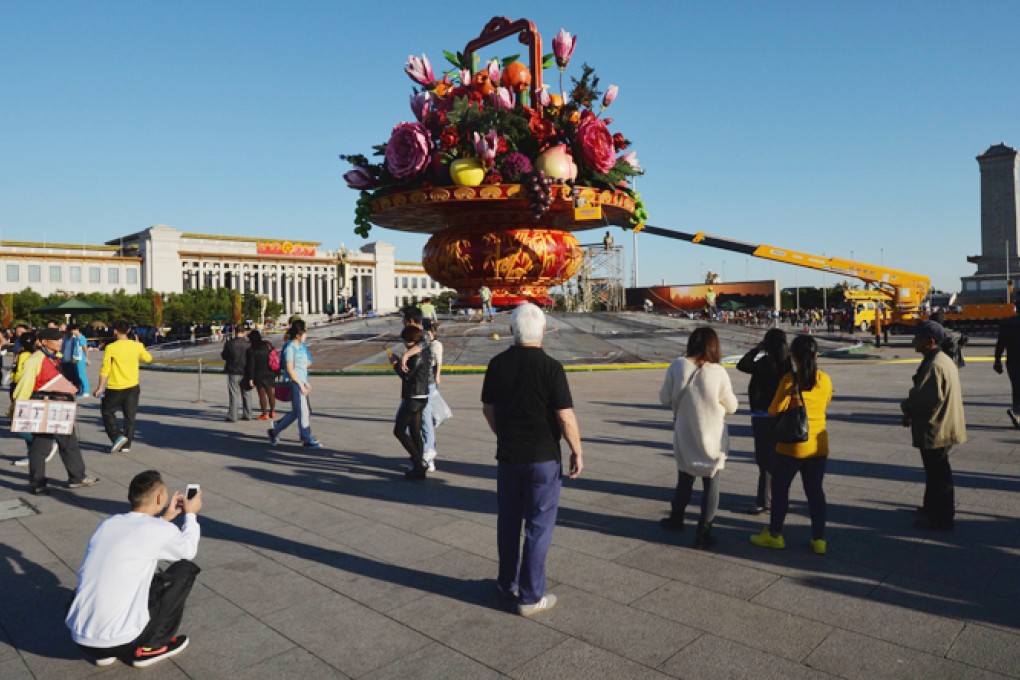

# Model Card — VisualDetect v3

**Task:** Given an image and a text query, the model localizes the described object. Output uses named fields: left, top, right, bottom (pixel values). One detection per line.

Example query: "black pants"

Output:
left=29, top=430, right=87, bottom=491
left=101, top=385, right=140, bottom=444
left=670, top=470, right=719, bottom=525
left=394, top=398, right=426, bottom=471
left=77, top=560, right=200, bottom=660
left=1007, top=360, right=1020, bottom=411
left=919, top=447, right=955, bottom=527
left=751, top=417, right=776, bottom=508
left=770, top=454, right=827, bottom=540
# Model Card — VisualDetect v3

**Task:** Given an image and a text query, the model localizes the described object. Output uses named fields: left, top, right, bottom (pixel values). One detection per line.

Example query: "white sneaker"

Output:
left=423, top=448, right=437, bottom=463
left=427, top=460, right=436, bottom=472
left=518, top=594, right=557, bottom=617
left=12, top=457, right=29, bottom=467
left=46, top=441, right=59, bottom=462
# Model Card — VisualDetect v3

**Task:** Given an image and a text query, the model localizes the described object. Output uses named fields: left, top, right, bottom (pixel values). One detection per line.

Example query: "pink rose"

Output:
left=575, top=114, right=616, bottom=174
left=385, top=122, right=432, bottom=179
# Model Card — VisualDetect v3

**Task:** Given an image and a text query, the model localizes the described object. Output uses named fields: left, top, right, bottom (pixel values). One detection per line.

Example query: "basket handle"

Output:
left=464, top=16, right=543, bottom=111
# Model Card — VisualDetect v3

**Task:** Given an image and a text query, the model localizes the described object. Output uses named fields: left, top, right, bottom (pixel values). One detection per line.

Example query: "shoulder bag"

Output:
left=774, top=374, right=809, bottom=444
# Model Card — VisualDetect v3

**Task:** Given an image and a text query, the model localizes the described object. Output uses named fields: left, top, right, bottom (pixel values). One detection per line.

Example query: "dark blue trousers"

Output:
left=496, top=460, right=561, bottom=605
left=770, top=454, right=827, bottom=540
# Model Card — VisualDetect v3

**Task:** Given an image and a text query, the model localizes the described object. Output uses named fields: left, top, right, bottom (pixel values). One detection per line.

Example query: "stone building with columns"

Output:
left=0, top=224, right=451, bottom=319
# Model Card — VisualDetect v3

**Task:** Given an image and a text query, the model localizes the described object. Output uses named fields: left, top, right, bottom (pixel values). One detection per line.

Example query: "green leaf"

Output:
left=501, top=54, right=520, bottom=66
left=542, top=55, right=555, bottom=69
left=443, top=50, right=459, bottom=67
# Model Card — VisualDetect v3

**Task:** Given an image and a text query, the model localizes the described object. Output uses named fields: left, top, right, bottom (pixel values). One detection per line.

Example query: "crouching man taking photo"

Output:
left=65, top=470, right=202, bottom=668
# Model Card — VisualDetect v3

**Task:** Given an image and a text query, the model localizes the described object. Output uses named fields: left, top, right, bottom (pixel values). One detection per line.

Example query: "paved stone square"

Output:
left=1, top=326, right=1018, bottom=678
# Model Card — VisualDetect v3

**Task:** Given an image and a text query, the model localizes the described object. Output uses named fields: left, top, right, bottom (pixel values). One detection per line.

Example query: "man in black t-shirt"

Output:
left=482, top=303, right=583, bottom=617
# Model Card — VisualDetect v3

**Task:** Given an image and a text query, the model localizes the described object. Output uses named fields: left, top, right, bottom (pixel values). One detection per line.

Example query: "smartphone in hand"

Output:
left=186, top=484, right=200, bottom=500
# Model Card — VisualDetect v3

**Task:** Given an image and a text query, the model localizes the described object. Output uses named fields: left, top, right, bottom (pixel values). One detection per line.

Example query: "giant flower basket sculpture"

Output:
left=342, top=17, right=648, bottom=308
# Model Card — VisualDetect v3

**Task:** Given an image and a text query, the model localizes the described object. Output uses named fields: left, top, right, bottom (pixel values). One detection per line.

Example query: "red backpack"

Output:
left=267, top=343, right=281, bottom=373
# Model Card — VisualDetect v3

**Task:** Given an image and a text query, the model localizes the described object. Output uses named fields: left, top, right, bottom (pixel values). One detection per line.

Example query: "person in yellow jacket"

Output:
left=750, top=334, right=833, bottom=555
left=93, top=320, right=152, bottom=453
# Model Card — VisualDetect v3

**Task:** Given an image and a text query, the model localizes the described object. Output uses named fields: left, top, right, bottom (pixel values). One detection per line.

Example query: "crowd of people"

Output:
left=3, top=302, right=1013, bottom=668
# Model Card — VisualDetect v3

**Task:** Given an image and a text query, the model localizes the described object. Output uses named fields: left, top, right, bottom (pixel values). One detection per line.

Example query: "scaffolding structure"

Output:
left=571, top=244, right=626, bottom=312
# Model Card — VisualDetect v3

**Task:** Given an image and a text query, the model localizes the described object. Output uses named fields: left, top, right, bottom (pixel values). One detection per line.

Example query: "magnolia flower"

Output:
left=459, top=68, right=471, bottom=86
left=489, top=86, right=514, bottom=110
left=474, top=130, right=499, bottom=167
left=486, top=59, right=500, bottom=85
left=410, top=92, right=431, bottom=121
left=538, top=86, right=552, bottom=108
left=602, top=85, right=618, bottom=108
left=621, top=150, right=641, bottom=171
left=343, top=166, right=376, bottom=190
left=404, top=54, right=434, bottom=87
left=552, top=29, right=577, bottom=69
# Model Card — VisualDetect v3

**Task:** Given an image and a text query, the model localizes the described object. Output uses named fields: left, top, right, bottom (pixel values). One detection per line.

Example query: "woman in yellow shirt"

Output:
left=750, top=335, right=833, bottom=555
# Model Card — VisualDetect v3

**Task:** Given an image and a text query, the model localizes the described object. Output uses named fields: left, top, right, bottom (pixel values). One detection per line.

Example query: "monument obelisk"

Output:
left=960, top=143, right=1020, bottom=303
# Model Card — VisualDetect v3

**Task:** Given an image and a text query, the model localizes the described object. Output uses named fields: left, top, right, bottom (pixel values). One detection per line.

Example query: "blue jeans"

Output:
left=770, top=454, right=827, bottom=539
left=273, top=384, right=313, bottom=444
left=496, top=460, right=562, bottom=605
left=482, top=300, right=494, bottom=320
left=421, top=384, right=437, bottom=453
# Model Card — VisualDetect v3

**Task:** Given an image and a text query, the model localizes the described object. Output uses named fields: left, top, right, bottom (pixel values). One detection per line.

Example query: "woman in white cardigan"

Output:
left=658, top=327, right=739, bottom=548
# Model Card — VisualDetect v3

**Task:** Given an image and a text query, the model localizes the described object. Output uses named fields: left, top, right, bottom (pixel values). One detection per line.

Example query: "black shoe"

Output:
left=744, top=505, right=768, bottom=516
left=1008, top=408, right=1020, bottom=430
left=132, top=635, right=189, bottom=668
left=659, top=516, right=684, bottom=533
left=693, top=520, right=719, bottom=550
left=30, top=486, right=50, bottom=496
left=404, top=468, right=427, bottom=480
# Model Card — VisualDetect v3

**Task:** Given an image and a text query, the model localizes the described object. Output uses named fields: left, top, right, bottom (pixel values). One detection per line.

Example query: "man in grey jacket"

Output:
left=901, top=320, right=966, bottom=531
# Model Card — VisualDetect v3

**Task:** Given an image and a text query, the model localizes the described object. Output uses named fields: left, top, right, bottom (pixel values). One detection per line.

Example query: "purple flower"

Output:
left=459, top=68, right=471, bottom=86
left=538, top=86, right=552, bottom=108
left=552, top=29, right=577, bottom=69
left=343, top=166, right=376, bottom=190
left=489, top=86, right=514, bottom=110
left=474, top=130, right=499, bottom=167
left=602, top=85, right=618, bottom=108
left=385, top=122, right=433, bottom=179
left=404, top=54, right=434, bottom=87
left=499, top=152, right=533, bottom=182
left=410, top=92, right=431, bottom=121
left=486, top=59, right=500, bottom=85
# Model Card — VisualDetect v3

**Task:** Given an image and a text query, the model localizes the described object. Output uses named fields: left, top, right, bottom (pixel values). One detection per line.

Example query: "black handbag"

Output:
left=774, top=377, right=809, bottom=444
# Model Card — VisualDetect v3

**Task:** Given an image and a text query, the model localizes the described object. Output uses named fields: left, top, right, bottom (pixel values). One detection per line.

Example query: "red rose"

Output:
left=529, top=110, right=556, bottom=148
left=575, top=115, right=616, bottom=174
left=483, top=171, right=503, bottom=184
left=496, top=137, right=509, bottom=154
left=613, top=132, right=629, bottom=151
left=439, top=127, right=459, bottom=150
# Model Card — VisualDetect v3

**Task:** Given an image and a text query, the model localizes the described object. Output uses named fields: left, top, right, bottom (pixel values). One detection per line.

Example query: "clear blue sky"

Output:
left=4, top=1, right=1020, bottom=293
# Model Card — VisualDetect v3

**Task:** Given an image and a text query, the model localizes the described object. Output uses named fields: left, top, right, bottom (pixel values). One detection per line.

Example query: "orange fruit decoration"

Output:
left=472, top=71, right=494, bottom=96
left=500, top=62, right=531, bottom=92
left=549, top=92, right=563, bottom=108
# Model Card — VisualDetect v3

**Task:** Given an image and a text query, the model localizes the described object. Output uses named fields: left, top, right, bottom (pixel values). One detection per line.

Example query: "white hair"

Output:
left=511, top=303, right=546, bottom=345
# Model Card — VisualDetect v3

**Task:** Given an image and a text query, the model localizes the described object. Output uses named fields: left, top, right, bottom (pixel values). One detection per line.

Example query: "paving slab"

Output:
left=658, top=633, right=837, bottom=680
left=1, top=325, right=1019, bottom=678
left=804, top=628, right=995, bottom=680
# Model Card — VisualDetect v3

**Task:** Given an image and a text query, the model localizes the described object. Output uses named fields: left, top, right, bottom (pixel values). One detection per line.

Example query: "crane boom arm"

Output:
left=639, top=225, right=931, bottom=314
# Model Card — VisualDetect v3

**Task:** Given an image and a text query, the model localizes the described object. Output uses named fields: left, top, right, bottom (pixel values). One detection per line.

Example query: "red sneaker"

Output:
left=132, top=635, right=189, bottom=668
left=256, top=414, right=270, bottom=420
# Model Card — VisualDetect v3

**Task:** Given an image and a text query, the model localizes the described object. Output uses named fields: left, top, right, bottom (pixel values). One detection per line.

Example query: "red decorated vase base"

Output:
left=454, top=290, right=554, bottom=310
